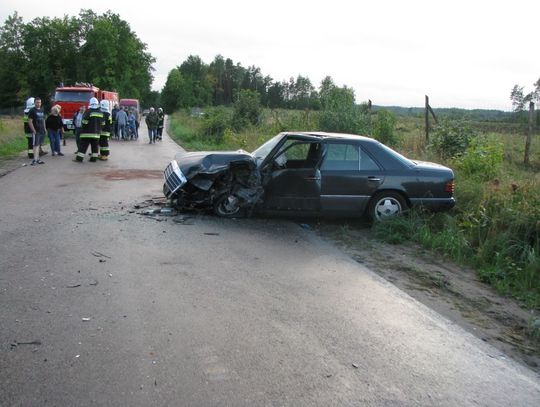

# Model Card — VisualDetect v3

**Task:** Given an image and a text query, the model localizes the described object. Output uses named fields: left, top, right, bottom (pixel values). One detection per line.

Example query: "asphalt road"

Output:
left=1, top=124, right=539, bottom=407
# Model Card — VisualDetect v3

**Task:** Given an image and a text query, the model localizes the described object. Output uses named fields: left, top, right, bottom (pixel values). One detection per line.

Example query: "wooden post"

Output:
left=524, top=101, right=534, bottom=165
left=425, top=95, right=429, bottom=141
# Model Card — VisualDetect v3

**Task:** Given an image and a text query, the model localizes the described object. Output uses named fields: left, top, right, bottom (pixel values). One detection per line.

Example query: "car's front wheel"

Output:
left=368, top=191, right=407, bottom=221
left=213, top=194, right=244, bottom=218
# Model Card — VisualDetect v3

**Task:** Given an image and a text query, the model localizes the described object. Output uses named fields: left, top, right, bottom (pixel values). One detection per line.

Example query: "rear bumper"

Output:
left=409, top=197, right=456, bottom=212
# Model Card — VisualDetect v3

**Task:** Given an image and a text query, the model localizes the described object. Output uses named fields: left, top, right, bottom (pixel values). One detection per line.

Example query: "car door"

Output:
left=320, top=141, right=384, bottom=215
left=262, top=138, right=323, bottom=213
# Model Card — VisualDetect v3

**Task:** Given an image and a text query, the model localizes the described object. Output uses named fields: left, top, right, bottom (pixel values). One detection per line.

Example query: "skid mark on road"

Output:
left=95, top=169, right=163, bottom=181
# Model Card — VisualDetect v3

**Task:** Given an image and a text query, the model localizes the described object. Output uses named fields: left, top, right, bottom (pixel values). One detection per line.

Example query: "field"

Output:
left=0, top=116, right=27, bottom=157
left=168, top=108, right=540, bottom=313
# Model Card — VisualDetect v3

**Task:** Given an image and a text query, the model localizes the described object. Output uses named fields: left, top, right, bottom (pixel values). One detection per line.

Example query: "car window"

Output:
left=321, top=143, right=359, bottom=171
left=273, top=141, right=321, bottom=169
left=359, top=148, right=381, bottom=171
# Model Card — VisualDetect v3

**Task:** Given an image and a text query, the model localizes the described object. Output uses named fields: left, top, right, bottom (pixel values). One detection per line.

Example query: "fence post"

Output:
left=425, top=95, right=429, bottom=141
left=524, top=101, right=534, bottom=165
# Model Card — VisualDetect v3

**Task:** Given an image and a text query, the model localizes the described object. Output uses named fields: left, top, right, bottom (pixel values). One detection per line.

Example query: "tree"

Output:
left=161, top=68, right=184, bottom=113
left=318, top=86, right=369, bottom=134
left=0, top=12, right=28, bottom=107
left=0, top=10, right=155, bottom=108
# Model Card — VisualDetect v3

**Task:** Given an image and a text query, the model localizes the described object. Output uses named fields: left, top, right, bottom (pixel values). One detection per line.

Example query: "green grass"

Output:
left=0, top=116, right=28, bottom=157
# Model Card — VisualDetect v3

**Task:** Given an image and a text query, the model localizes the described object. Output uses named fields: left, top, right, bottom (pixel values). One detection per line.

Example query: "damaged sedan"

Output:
left=163, top=132, right=455, bottom=220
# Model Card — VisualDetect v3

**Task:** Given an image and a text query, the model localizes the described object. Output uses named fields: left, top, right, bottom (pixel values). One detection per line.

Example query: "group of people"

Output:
left=23, top=97, right=66, bottom=165
left=24, top=96, right=165, bottom=166
left=111, top=105, right=139, bottom=140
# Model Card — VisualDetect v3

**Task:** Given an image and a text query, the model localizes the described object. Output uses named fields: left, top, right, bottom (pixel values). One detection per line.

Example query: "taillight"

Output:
left=444, top=180, right=455, bottom=194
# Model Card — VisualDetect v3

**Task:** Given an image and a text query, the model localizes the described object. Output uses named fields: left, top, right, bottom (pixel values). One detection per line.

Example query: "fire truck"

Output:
left=53, top=83, right=119, bottom=131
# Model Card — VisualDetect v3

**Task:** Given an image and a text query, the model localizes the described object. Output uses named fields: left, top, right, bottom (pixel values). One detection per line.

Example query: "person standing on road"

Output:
left=73, top=105, right=85, bottom=151
left=127, top=109, right=137, bottom=140
left=132, top=107, right=140, bottom=139
left=27, top=97, right=46, bottom=165
left=145, top=107, right=158, bottom=144
left=74, top=97, right=102, bottom=163
left=156, top=107, right=165, bottom=141
left=98, top=100, right=112, bottom=160
left=23, top=97, right=35, bottom=159
left=45, top=105, right=64, bottom=156
left=111, top=104, right=119, bottom=139
left=115, top=106, right=128, bottom=140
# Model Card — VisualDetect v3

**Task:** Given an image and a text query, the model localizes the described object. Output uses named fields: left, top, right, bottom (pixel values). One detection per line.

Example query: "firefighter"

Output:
left=23, top=97, right=35, bottom=159
left=98, top=100, right=112, bottom=160
left=74, top=97, right=102, bottom=163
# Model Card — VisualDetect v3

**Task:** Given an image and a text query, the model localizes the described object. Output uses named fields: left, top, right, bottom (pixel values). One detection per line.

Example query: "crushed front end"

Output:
left=163, top=151, right=264, bottom=217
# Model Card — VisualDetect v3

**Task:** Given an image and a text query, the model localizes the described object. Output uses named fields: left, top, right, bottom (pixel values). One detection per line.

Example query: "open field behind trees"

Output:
left=168, top=107, right=540, bottom=317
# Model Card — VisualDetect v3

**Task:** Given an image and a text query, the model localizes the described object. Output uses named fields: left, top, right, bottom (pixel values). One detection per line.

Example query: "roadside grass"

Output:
left=170, top=109, right=540, bottom=309
left=0, top=116, right=26, bottom=157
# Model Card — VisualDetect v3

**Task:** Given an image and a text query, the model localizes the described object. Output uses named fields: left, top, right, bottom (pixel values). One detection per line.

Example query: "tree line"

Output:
left=161, top=54, right=360, bottom=114
left=0, top=10, right=155, bottom=109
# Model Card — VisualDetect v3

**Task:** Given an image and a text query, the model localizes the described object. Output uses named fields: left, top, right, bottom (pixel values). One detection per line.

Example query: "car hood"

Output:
left=174, top=150, right=256, bottom=180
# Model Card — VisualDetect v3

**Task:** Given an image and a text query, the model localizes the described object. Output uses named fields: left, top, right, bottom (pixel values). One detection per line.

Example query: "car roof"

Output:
left=282, top=131, right=376, bottom=143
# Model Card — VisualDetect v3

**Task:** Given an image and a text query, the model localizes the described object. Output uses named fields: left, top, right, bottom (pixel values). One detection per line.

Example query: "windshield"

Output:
left=54, top=91, right=93, bottom=102
left=252, top=134, right=283, bottom=160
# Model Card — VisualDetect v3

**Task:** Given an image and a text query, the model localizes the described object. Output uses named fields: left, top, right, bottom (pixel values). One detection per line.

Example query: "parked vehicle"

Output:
left=163, top=132, right=455, bottom=220
left=53, top=83, right=119, bottom=131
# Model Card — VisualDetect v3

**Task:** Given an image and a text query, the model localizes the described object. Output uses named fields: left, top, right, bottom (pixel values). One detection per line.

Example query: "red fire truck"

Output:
left=53, top=83, right=119, bottom=131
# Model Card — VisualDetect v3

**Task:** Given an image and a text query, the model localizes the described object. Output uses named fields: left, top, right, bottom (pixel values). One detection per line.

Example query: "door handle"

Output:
left=305, top=176, right=321, bottom=181
left=368, top=176, right=381, bottom=182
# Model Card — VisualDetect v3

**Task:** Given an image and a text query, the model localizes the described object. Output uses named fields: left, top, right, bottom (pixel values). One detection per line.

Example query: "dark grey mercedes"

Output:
left=163, top=132, right=455, bottom=220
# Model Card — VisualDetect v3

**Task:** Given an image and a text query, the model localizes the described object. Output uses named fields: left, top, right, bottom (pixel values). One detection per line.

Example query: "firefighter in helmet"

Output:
left=99, top=100, right=112, bottom=160
left=74, top=97, right=102, bottom=162
left=23, top=97, right=35, bottom=159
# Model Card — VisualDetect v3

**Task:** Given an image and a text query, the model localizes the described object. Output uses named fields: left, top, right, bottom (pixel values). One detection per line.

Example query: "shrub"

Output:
left=451, top=137, right=504, bottom=179
left=318, top=87, right=370, bottom=134
left=429, top=119, right=477, bottom=158
left=372, top=109, right=400, bottom=147
left=232, top=90, right=262, bottom=131
left=199, top=106, right=231, bottom=142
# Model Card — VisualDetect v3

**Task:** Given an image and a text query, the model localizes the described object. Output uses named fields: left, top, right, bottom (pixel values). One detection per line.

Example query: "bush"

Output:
left=319, top=106, right=370, bottom=134
left=429, top=119, right=477, bottom=158
left=372, top=109, right=400, bottom=146
left=318, top=87, right=370, bottom=134
left=199, top=106, right=232, bottom=142
left=451, top=137, right=504, bottom=179
left=232, top=90, right=262, bottom=131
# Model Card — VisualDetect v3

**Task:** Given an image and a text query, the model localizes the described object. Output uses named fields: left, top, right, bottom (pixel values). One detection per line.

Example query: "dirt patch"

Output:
left=97, top=169, right=163, bottom=181
left=314, top=220, right=540, bottom=373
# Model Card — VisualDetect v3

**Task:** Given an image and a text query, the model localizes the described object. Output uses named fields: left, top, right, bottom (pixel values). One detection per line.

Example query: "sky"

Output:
left=1, top=0, right=539, bottom=110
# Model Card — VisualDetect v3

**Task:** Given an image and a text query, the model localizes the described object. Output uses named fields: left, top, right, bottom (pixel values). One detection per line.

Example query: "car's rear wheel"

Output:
left=214, top=194, right=244, bottom=218
left=368, top=191, right=407, bottom=221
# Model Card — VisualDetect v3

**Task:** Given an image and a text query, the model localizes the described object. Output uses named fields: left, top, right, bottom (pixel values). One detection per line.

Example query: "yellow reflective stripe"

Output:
left=100, top=132, right=111, bottom=137
left=89, top=113, right=103, bottom=118
left=80, top=133, right=100, bottom=139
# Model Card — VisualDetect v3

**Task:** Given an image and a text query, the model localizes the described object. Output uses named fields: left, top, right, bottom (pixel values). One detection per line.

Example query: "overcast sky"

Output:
left=1, top=0, right=539, bottom=110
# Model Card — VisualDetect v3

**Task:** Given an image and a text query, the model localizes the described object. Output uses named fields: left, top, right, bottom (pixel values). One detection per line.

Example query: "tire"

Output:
left=213, top=194, right=244, bottom=218
left=368, top=191, right=407, bottom=221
